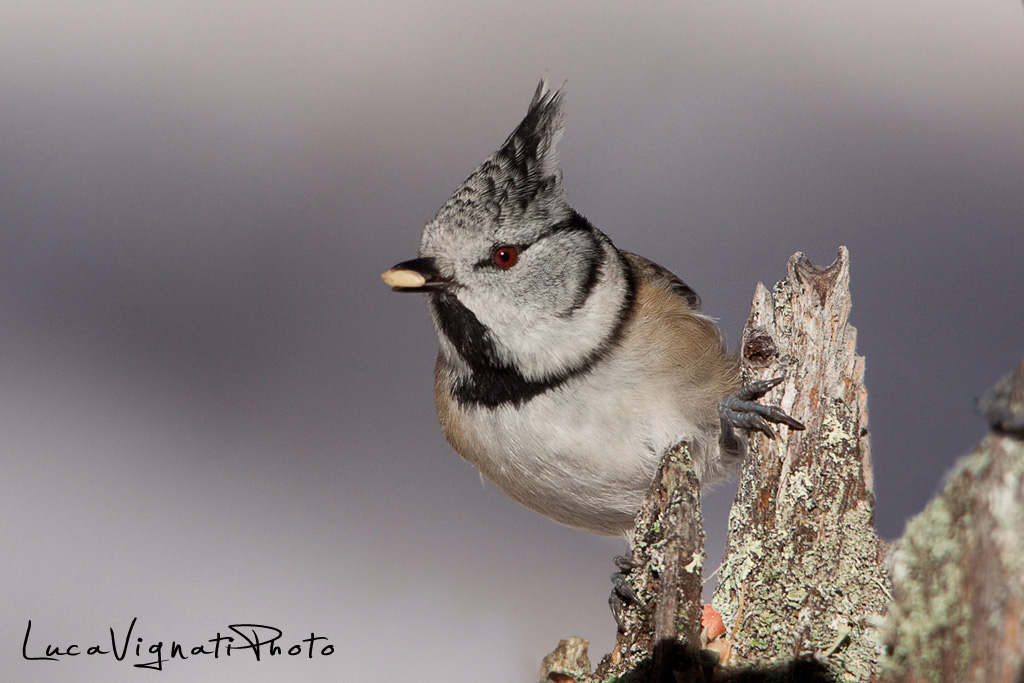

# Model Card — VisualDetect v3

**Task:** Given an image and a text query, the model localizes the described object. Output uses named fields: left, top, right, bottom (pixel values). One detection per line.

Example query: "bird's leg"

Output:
left=609, top=552, right=644, bottom=631
left=719, top=376, right=805, bottom=439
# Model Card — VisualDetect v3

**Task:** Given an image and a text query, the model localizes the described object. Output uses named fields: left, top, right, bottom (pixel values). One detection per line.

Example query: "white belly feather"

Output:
left=450, top=361, right=706, bottom=536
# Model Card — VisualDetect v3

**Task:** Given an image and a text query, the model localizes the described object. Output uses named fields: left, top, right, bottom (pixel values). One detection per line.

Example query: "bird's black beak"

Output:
left=381, top=257, right=451, bottom=292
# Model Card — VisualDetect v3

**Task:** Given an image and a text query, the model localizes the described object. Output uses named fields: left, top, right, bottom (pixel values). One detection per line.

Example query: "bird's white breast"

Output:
left=449, top=357, right=701, bottom=536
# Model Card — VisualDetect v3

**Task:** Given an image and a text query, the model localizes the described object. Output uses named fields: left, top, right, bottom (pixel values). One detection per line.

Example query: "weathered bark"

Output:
left=711, top=247, right=891, bottom=680
left=604, top=442, right=706, bottom=680
left=540, top=638, right=593, bottom=683
left=541, top=250, right=1023, bottom=683
left=880, top=359, right=1024, bottom=683
left=540, top=443, right=707, bottom=683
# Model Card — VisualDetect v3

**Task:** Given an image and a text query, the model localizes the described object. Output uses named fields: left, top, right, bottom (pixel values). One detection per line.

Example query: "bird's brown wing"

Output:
left=621, top=251, right=701, bottom=311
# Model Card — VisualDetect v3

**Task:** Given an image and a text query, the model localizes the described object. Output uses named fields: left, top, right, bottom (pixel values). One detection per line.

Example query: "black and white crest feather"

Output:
left=490, top=78, right=566, bottom=204
left=431, top=78, right=568, bottom=229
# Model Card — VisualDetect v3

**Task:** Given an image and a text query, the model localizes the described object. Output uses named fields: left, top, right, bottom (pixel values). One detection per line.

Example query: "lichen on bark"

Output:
left=711, top=248, right=890, bottom=682
left=880, top=359, right=1024, bottom=683
left=540, top=252, right=1024, bottom=683
left=589, top=441, right=707, bottom=682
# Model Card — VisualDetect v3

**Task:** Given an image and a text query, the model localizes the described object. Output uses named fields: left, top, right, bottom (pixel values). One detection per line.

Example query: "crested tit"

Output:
left=383, top=79, right=802, bottom=538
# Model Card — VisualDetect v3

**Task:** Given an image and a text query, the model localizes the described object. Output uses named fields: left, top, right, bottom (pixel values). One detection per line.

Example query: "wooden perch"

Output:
left=880, top=358, right=1024, bottom=682
left=712, top=247, right=891, bottom=680
left=540, top=250, right=1023, bottom=683
left=541, top=442, right=709, bottom=683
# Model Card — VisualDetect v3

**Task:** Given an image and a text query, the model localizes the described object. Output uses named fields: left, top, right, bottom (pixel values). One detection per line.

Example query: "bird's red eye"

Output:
left=492, top=246, right=518, bottom=269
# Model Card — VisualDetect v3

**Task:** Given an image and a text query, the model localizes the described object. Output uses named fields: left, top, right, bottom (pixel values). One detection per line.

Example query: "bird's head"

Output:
left=383, top=79, right=632, bottom=389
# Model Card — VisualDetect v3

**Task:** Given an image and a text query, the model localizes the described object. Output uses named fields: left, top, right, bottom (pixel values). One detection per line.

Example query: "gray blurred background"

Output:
left=2, top=1, right=1022, bottom=681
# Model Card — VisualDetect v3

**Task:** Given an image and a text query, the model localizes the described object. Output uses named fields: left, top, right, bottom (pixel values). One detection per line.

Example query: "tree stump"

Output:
left=711, top=247, right=891, bottom=681
left=880, top=359, right=1024, bottom=682
left=541, top=251, right=1024, bottom=682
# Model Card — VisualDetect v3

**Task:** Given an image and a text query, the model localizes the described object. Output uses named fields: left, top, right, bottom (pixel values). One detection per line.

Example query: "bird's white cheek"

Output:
left=455, top=254, right=628, bottom=379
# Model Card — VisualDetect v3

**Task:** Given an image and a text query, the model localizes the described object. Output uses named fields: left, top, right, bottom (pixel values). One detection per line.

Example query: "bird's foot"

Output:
left=609, top=553, right=645, bottom=631
left=719, top=376, right=805, bottom=439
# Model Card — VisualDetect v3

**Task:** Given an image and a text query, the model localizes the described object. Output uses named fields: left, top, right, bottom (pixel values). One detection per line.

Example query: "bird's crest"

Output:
left=496, top=77, right=566, bottom=187
left=439, top=78, right=568, bottom=223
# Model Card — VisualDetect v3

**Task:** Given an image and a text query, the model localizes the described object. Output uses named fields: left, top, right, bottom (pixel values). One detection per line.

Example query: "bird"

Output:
left=381, top=79, right=803, bottom=605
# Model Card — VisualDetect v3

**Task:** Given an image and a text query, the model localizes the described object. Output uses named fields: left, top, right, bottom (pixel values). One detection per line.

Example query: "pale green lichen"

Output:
left=712, top=392, right=887, bottom=681
left=884, top=494, right=971, bottom=679
left=587, top=442, right=706, bottom=680
left=683, top=551, right=702, bottom=573
left=821, top=405, right=854, bottom=447
left=881, top=434, right=1024, bottom=683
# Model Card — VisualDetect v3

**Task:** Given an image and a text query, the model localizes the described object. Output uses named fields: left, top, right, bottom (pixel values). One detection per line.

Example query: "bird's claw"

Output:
left=719, top=376, right=805, bottom=439
left=734, top=376, right=784, bottom=401
left=609, top=554, right=645, bottom=631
